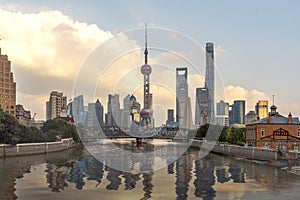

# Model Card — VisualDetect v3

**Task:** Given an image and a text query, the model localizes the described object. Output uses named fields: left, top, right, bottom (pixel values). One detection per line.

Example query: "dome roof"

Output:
left=130, top=95, right=136, bottom=101
left=270, top=105, right=277, bottom=110
left=141, top=64, right=152, bottom=75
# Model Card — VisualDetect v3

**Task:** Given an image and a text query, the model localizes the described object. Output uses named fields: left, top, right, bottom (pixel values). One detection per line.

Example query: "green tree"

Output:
left=0, top=110, right=20, bottom=145
left=42, top=119, right=80, bottom=142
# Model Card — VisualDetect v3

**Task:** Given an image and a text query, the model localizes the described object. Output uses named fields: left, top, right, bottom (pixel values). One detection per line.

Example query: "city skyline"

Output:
left=0, top=1, right=299, bottom=124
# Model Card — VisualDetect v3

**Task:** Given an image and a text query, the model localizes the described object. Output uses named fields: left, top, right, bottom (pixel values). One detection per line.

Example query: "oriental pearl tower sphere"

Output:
left=140, top=24, right=152, bottom=127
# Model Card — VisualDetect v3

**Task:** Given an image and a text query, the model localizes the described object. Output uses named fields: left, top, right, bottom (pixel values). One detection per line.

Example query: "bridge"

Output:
left=82, top=126, right=190, bottom=141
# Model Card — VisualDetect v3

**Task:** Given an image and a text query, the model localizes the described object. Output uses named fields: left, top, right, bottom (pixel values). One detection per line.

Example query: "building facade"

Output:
left=246, top=105, right=300, bottom=151
left=195, top=87, right=208, bottom=126
left=46, top=91, right=67, bottom=120
left=16, top=104, right=31, bottom=126
left=229, top=100, right=246, bottom=126
left=176, top=67, right=193, bottom=129
left=86, top=99, right=104, bottom=133
left=205, top=42, right=215, bottom=124
left=216, top=100, right=229, bottom=116
left=129, top=95, right=141, bottom=125
left=106, top=94, right=121, bottom=126
left=0, top=48, right=16, bottom=116
left=255, top=100, right=268, bottom=120
left=245, top=111, right=257, bottom=124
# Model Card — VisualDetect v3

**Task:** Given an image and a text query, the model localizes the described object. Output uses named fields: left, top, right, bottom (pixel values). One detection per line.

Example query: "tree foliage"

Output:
left=190, top=124, right=246, bottom=146
left=0, top=108, right=80, bottom=145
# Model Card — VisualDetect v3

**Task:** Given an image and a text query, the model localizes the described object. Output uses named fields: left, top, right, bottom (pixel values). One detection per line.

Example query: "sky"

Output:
left=0, top=0, right=299, bottom=125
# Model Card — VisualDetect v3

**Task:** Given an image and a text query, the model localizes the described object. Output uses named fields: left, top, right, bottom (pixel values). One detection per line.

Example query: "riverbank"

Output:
left=190, top=139, right=300, bottom=167
left=0, top=138, right=75, bottom=157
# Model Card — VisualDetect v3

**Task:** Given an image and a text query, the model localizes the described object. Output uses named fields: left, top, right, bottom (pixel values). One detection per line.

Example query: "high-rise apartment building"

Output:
left=176, top=67, right=193, bottom=129
left=205, top=42, right=215, bottom=123
left=0, top=48, right=16, bottom=116
left=195, top=87, right=208, bottom=126
left=255, top=100, right=268, bottom=120
left=46, top=91, right=67, bottom=120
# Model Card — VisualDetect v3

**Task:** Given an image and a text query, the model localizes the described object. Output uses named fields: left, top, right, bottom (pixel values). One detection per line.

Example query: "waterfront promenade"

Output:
left=191, top=139, right=300, bottom=166
left=0, top=138, right=75, bottom=157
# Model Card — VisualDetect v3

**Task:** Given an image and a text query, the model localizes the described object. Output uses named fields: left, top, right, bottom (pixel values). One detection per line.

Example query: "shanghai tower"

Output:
left=205, top=42, right=215, bottom=123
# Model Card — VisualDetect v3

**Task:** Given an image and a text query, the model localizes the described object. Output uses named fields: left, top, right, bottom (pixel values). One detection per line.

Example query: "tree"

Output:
left=42, top=119, right=80, bottom=142
left=0, top=110, right=20, bottom=145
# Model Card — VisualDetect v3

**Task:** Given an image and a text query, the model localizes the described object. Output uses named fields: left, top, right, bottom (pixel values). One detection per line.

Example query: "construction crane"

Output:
left=32, top=113, right=37, bottom=122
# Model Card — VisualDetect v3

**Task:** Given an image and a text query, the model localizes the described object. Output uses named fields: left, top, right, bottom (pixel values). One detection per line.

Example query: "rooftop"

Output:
left=249, top=113, right=300, bottom=125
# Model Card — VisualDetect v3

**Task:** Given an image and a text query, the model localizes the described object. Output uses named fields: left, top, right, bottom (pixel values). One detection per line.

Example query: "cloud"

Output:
left=0, top=8, right=113, bottom=78
left=0, top=7, right=115, bottom=119
left=16, top=92, right=48, bottom=120
left=224, top=85, right=269, bottom=112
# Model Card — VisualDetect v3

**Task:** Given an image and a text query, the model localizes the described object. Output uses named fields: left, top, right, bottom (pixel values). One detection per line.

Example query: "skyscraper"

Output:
left=106, top=94, right=121, bottom=126
left=205, top=42, right=215, bottom=123
left=176, top=67, right=193, bottom=129
left=195, top=87, right=208, bottom=126
left=46, top=91, right=67, bottom=120
left=72, top=95, right=86, bottom=125
left=129, top=94, right=141, bottom=125
left=232, top=100, right=246, bottom=125
left=217, top=100, right=229, bottom=116
left=255, top=100, right=268, bottom=119
left=0, top=48, right=16, bottom=116
left=87, top=99, right=104, bottom=133
left=167, top=109, right=174, bottom=125
left=121, top=94, right=131, bottom=128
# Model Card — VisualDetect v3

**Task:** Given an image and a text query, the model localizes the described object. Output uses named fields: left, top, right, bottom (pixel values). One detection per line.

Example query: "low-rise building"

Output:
left=246, top=105, right=300, bottom=151
left=16, top=104, right=31, bottom=126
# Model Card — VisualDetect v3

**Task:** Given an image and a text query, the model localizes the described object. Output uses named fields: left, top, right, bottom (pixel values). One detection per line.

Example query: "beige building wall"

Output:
left=0, top=48, right=16, bottom=116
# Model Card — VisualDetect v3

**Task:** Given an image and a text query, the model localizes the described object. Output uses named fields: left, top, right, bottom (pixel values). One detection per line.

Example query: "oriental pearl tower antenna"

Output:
left=138, top=24, right=153, bottom=144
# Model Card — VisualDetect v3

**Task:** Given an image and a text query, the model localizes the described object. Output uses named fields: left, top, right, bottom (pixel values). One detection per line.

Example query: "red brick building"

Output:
left=246, top=105, right=300, bottom=151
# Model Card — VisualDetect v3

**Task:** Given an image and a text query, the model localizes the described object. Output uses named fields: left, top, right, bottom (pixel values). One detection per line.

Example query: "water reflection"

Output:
left=1, top=140, right=300, bottom=199
left=194, top=160, right=216, bottom=199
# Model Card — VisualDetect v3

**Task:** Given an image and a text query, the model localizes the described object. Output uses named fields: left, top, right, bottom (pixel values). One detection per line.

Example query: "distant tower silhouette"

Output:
left=140, top=24, right=153, bottom=127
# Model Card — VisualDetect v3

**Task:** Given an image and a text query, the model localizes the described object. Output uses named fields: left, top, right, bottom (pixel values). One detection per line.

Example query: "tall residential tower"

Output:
left=46, top=91, right=67, bottom=120
left=0, top=48, right=16, bottom=116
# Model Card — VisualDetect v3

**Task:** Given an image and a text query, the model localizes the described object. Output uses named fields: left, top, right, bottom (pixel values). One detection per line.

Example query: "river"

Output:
left=1, top=139, right=300, bottom=200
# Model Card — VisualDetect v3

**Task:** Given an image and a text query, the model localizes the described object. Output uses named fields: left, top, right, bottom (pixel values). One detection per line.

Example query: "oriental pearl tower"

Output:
left=140, top=24, right=153, bottom=128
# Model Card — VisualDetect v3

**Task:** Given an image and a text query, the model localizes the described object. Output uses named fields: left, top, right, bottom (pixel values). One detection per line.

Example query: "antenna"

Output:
left=145, top=23, right=147, bottom=50
left=144, top=23, right=148, bottom=64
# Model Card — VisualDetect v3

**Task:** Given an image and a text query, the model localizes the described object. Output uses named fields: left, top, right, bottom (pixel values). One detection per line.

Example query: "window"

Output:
left=261, top=128, right=265, bottom=137
left=298, top=129, right=300, bottom=137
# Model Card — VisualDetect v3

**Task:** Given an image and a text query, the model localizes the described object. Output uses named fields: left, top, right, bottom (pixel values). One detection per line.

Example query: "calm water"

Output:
left=1, top=139, right=300, bottom=200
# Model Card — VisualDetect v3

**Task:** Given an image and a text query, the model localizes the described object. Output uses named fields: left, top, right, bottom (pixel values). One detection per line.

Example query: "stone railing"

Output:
left=0, top=138, right=75, bottom=157
left=190, top=139, right=300, bottom=161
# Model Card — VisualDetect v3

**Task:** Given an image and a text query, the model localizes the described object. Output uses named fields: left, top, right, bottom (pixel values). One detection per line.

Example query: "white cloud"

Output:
left=224, top=85, right=269, bottom=112
left=0, top=8, right=113, bottom=78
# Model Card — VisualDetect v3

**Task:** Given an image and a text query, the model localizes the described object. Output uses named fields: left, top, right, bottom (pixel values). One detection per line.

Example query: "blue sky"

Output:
left=0, top=0, right=299, bottom=121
